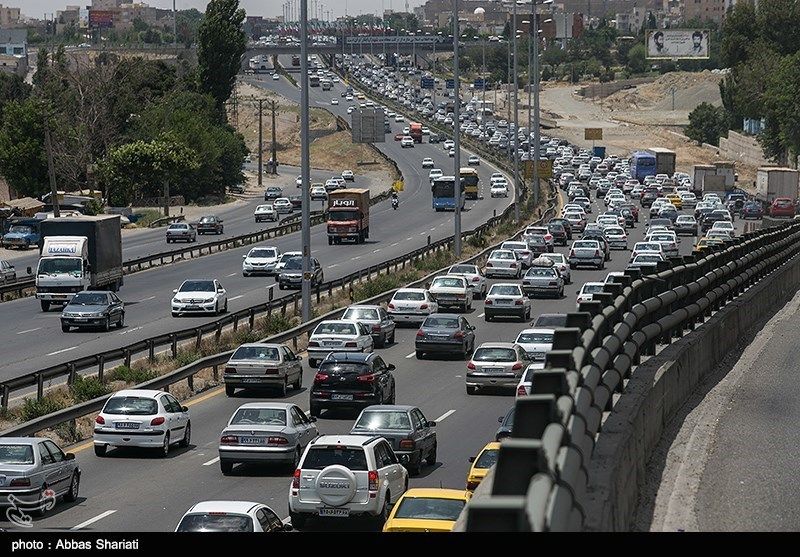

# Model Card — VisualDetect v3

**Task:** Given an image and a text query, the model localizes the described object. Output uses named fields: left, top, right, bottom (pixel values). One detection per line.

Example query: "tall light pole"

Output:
left=300, top=0, right=312, bottom=322
left=512, top=0, right=520, bottom=222
left=453, top=2, right=462, bottom=257
left=531, top=1, right=551, bottom=206
left=173, top=0, right=177, bottom=52
left=480, top=35, right=486, bottom=127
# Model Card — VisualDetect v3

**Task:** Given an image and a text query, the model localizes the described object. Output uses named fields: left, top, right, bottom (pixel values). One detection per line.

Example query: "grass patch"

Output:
left=69, top=376, right=111, bottom=403
left=19, top=394, right=69, bottom=422
left=353, top=272, right=418, bottom=302
left=106, top=365, right=156, bottom=385
left=130, top=209, right=163, bottom=228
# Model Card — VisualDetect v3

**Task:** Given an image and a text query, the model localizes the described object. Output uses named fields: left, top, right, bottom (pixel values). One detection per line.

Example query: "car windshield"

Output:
left=230, top=407, right=286, bottom=426
left=0, top=444, right=35, bottom=465
left=489, top=285, right=521, bottom=296
left=7, top=225, right=32, bottom=234
left=449, top=265, right=477, bottom=274
left=432, top=277, right=465, bottom=288
left=248, top=249, right=277, bottom=259
left=103, top=396, right=158, bottom=416
left=343, top=308, right=379, bottom=320
left=69, top=293, right=108, bottom=305
left=302, top=447, right=368, bottom=471
left=314, top=322, right=357, bottom=336
left=329, top=210, right=360, bottom=222
left=354, top=411, right=412, bottom=431
left=232, top=346, right=280, bottom=361
left=177, top=514, right=253, bottom=532
left=282, top=258, right=303, bottom=270
left=199, top=217, right=216, bottom=223
left=473, top=347, right=517, bottom=362
left=393, top=497, right=466, bottom=521
left=475, top=448, right=499, bottom=468
left=422, top=317, right=459, bottom=329
left=516, top=332, right=553, bottom=344
left=393, top=291, right=425, bottom=301
left=38, top=259, right=81, bottom=274
left=179, top=280, right=215, bottom=292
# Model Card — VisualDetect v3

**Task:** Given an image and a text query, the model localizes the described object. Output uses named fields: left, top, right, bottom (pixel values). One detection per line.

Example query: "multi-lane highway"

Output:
left=0, top=69, right=511, bottom=382
left=15, top=185, right=748, bottom=532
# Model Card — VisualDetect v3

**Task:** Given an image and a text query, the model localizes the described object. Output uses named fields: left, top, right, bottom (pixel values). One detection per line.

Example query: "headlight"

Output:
left=172, top=298, right=180, bottom=304
left=203, top=298, right=214, bottom=303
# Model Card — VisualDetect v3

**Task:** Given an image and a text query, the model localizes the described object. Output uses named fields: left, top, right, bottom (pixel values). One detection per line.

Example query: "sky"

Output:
left=19, top=1, right=426, bottom=20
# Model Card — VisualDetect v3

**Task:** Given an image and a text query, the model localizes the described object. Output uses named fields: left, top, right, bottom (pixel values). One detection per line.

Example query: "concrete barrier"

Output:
left=585, top=250, right=800, bottom=531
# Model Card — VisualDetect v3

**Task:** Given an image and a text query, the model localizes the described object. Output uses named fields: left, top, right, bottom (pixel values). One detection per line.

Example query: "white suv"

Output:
left=288, top=435, right=408, bottom=529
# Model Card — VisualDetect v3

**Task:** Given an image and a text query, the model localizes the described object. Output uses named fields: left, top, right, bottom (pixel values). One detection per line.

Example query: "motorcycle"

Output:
left=391, top=197, right=399, bottom=210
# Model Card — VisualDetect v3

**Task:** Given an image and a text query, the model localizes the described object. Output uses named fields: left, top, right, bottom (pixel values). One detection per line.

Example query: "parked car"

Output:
left=176, top=501, right=289, bottom=532
left=415, top=314, right=476, bottom=359
left=93, top=389, right=190, bottom=457
left=223, top=343, right=304, bottom=397
left=217, top=402, right=317, bottom=473
left=61, top=291, right=125, bottom=332
left=165, top=222, right=196, bottom=243
left=350, top=405, right=436, bottom=475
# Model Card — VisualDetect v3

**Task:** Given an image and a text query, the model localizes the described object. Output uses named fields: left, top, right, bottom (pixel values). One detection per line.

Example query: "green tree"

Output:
left=755, top=0, right=800, bottom=56
left=720, top=1, right=757, bottom=67
left=685, top=102, right=729, bottom=146
left=627, top=44, right=648, bottom=74
left=760, top=50, right=800, bottom=161
left=0, top=72, right=31, bottom=122
left=177, top=9, right=204, bottom=48
left=0, top=99, right=49, bottom=198
left=197, top=0, right=246, bottom=110
left=132, top=18, right=149, bottom=33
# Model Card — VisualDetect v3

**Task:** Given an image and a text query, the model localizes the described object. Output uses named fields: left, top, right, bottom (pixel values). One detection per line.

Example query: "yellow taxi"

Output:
left=466, top=442, right=500, bottom=492
left=382, top=489, right=471, bottom=532
left=665, top=193, right=683, bottom=209
left=693, top=237, right=724, bottom=254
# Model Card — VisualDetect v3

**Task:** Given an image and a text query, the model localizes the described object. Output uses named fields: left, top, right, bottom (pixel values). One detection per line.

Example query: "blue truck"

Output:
left=1, top=218, right=41, bottom=250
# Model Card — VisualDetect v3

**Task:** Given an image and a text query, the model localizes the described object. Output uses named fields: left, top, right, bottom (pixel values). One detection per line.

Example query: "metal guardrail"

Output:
left=463, top=220, right=800, bottom=531
left=1, top=180, right=557, bottom=437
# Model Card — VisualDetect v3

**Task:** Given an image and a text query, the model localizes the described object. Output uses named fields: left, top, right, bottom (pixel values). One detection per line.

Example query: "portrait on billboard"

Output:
left=646, top=29, right=710, bottom=59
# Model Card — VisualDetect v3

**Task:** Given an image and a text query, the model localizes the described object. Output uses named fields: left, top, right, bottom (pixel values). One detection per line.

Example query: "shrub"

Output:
left=19, top=396, right=68, bottom=422
left=69, top=376, right=111, bottom=403
left=106, top=365, right=156, bottom=384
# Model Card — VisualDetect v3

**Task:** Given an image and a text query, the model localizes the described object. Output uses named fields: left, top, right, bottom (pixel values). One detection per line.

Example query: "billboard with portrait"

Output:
left=89, top=10, right=114, bottom=30
left=646, top=29, right=710, bottom=60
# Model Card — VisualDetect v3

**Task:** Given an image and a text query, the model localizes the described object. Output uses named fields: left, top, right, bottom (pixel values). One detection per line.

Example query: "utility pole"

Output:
left=258, top=98, right=264, bottom=186
left=44, top=116, right=60, bottom=218
left=532, top=0, right=542, bottom=206
left=300, top=0, right=313, bottom=322
left=453, top=0, right=462, bottom=257
left=173, top=0, right=177, bottom=52
left=512, top=0, right=521, bottom=222
left=270, top=100, right=278, bottom=175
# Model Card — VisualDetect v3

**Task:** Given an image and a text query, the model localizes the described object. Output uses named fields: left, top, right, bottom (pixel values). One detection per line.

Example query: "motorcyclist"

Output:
left=391, top=191, right=399, bottom=209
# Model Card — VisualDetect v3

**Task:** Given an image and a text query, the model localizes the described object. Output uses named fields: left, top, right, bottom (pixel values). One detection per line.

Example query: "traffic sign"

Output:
left=421, top=77, right=434, bottom=90
left=523, top=159, right=553, bottom=180
left=445, top=78, right=455, bottom=89
left=584, top=128, right=603, bottom=140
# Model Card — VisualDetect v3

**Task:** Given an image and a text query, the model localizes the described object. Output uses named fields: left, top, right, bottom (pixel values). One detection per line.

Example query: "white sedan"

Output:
left=467, top=155, right=480, bottom=166
left=172, top=279, right=228, bottom=316
left=485, top=249, right=522, bottom=279
left=401, top=137, right=414, bottom=148
left=254, top=204, right=277, bottom=223
left=273, top=198, right=293, bottom=214
left=422, top=158, right=434, bottom=168
left=446, top=263, right=488, bottom=298
left=484, top=283, right=531, bottom=322
left=94, top=389, right=190, bottom=457
left=307, top=320, right=374, bottom=367
left=341, top=169, right=355, bottom=181
left=387, top=288, right=439, bottom=324
left=394, top=114, right=404, bottom=122
left=514, top=328, right=554, bottom=361
left=272, top=74, right=280, bottom=81
left=242, top=246, right=281, bottom=276
left=428, top=168, right=443, bottom=182
left=331, top=98, right=339, bottom=105
left=428, top=275, right=473, bottom=312
left=576, top=281, right=606, bottom=305
left=491, top=182, right=509, bottom=197
left=310, top=185, right=328, bottom=200
left=347, top=106, right=355, bottom=113
left=176, top=501, right=287, bottom=532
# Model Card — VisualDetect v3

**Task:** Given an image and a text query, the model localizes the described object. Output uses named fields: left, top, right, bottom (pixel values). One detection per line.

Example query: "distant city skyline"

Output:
left=18, top=0, right=427, bottom=20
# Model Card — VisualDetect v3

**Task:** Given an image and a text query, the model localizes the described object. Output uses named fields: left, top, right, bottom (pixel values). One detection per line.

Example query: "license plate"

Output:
left=239, top=437, right=265, bottom=445
left=319, top=507, right=350, bottom=517
left=241, top=378, right=262, bottom=383
left=483, top=368, right=504, bottom=373
left=495, top=299, right=511, bottom=305
left=74, top=318, right=87, bottom=322
left=186, top=305, right=199, bottom=310
left=323, top=341, right=339, bottom=347
left=115, top=422, right=140, bottom=429
left=430, top=334, right=448, bottom=339
left=331, top=394, right=354, bottom=401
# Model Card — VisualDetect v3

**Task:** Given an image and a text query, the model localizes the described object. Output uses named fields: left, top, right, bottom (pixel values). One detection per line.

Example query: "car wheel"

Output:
left=117, top=312, right=125, bottom=329
left=293, top=371, right=302, bottom=390
left=426, top=443, right=437, bottom=466
left=375, top=493, right=391, bottom=528
left=64, top=471, right=80, bottom=503
left=407, top=455, right=421, bottom=476
left=415, top=350, right=424, bottom=359
left=94, top=444, right=106, bottom=457
left=388, top=329, right=395, bottom=344
left=103, top=317, right=111, bottom=332
left=179, top=421, right=191, bottom=448
left=289, top=512, right=308, bottom=529
left=220, top=460, right=233, bottom=475
left=310, top=403, right=321, bottom=418
left=308, top=358, right=317, bottom=368
left=171, top=312, right=179, bottom=318
left=279, top=378, right=288, bottom=397
left=376, top=334, right=385, bottom=349
left=61, top=323, right=70, bottom=333
left=243, top=272, right=250, bottom=277
left=485, top=313, right=493, bottom=322
left=466, top=385, right=478, bottom=395
left=222, top=300, right=228, bottom=314
left=160, top=433, right=170, bottom=457
left=225, top=384, right=235, bottom=397
left=290, top=446, right=302, bottom=471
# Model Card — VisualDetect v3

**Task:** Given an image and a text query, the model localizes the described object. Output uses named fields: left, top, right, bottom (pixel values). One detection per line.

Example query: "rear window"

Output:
left=231, top=346, right=280, bottom=361
left=393, top=291, right=425, bottom=301
left=573, top=241, right=597, bottom=249
left=583, top=284, right=605, bottom=294
left=422, top=317, right=459, bottom=329
left=489, top=285, right=521, bottom=296
left=103, top=396, right=158, bottom=416
left=0, top=444, right=34, bottom=465
left=318, top=362, right=369, bottom=375
left=449, top=265, right=477, bottom=275
left=302, top=447, right=368, bottom=471
left=342, top=308, right=379, bottom=321
left=353, top=411, right=411, bottom=431
left=535, top=314, right=567, bottom=327
left=176, top=514, right=253, bottom=532
left=314, top=322, right=357, bottom=336
left=526, top=268, right=556, bottom=277
left=475, top=448, right=499, bottom=468
left=473, top=348, right=517, bottom=362
left=230, top=408, right=286, bottom=426
left=393, top=498, right=466, bottom=521
left=516, top=332, right=553, bottom=344
left=432, top=277, right=465, bottom=289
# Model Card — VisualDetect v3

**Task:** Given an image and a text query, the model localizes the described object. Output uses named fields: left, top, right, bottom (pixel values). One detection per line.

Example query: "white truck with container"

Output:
left=36, top=215, right=123, bottom=312
left=756, top=167, right=800, bottom=203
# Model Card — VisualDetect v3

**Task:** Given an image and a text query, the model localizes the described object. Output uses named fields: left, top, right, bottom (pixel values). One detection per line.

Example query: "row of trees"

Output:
left=0, top=0, right=248, bottom=207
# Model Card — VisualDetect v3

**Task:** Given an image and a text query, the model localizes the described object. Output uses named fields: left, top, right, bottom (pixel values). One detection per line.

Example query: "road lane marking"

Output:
left=47, top=346, right=76, bottom=356
left=137, top=296, right=156, bottom=302
left=478, top=313, right=485, bottom=318
left=405, top=352, right=416, bottom=359
left=373, top=249, right=381, bottom=253
left=119, top=326, right=143, bottom=336
left=227, top=272, right=237, bottom=277
left=419, top=232, right=427, bottom=236
left=328, top=264, right=339, bottom=268
left=353, top=256, right=361, bottom=260
left=391, top=242, right=399, bottom=247
left=228, top=295, right=243, bottom=301
left=202, top=456, right=220, bottom=466
left=71, top=510, right=117, bottom=531
left=434, top=410, right=456, bottom=422
left=16, top=328, right=41, bottom=335
left=406, top=237, right=412, bottom=241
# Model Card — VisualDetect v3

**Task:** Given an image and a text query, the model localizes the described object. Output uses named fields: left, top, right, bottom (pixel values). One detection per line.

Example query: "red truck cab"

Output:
left=327, top=189, right=370, bottom=245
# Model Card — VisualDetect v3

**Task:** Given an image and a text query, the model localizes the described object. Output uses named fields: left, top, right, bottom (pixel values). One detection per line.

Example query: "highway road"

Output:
left=0, top=68, right=511, bottom=382
left=11, top=189, right=749, bottom=532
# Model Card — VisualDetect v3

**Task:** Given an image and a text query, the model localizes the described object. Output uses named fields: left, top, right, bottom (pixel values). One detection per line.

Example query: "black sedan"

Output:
left=310, top=352, right=395, bottom=418
left=61, top=291, right=125, bottom=332
left=742, top=201, right=764, bottom=219
left=549, top=218, right=572, bottom=240
left=197, top=215, right=224, bottom=235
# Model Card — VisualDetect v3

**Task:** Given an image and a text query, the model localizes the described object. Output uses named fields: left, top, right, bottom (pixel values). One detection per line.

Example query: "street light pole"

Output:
left=532, top=1, right=541, bottom=206
left=481, top=36, right=486, bottom=126
left=453, top=0, right=462, bottom=257
left=300, top=0, right=312, bottom=322
left=512, top=0, right=520, bottom=222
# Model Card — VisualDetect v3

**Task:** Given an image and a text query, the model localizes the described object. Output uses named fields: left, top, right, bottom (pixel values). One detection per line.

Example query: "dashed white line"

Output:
left=16, top=327, right=41, bottom=335
left=405, top=352, right=416, bottom=359
left=406, top=237, right=412, bottom=241
left=202, top=456, right=220, bottom=466
left=390, top=242, right=399, bottom=247
left=434, top=409, right=456, bottom=422
left=353, top=256, right=362, bottom=260
left=429, top=227, right=436, bottom=231
left=71, top=510, right=117, bottom=531
left=373, top=248, right=382, bottom=253
left=228, top=295, right=243, bottom=301
left=47, top=346, right=77, bottom=356
left=478, top=313, right=485, bottom=318
left=419, top=232, right=427, bottom=236
left=328, top=264, right=339, bottom=268
left=119, top=326, right=142, bottom=336
left=227, top=272, right=237, bottom=277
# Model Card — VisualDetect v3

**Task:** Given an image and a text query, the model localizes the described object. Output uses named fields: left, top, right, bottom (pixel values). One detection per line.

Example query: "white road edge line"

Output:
left=226, top=272, right=237, bottom=277
left=405, top=352, right=416, bottom=359
left=71, top=510, right=118, bottom=531
left=202, top=456, right=220, bottom=466
left=16, top=328, right=41, bottom=335
left=47, top=346, right=76, bottom=357
left=138, top=296, right=156, bottom=302
left=478, top=313, right=485, bottom=318
left=228, top=295, right=244, bottom=301
left=434, top=409, right=456, bottom=423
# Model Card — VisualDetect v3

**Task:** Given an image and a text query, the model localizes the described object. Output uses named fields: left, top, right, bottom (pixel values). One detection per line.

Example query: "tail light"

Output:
left=453, top=331, right=465, bottom=339
left=486, top=262, right=493, bottom=267
left=512, top=363, right=523, bottom=371
left=95, top=415, right=105, bottom=425
left=569, top=250, right=575, bottom=257
left=472, top=276, right=480, bottom=282
left=595, top=250, right=601, bottom=257
left=510, top=263, right=517, bottom=268
left=549, top=281, right=558, bottom=286
left=517, top=385, right=527, bottom=397
left=224, top=366, right=236, bottom=374
left=308, top=341, right=320, bottom=347
left=416, top=330, right=425, bottom=337
left=485, top=299, right=493, bottom=305
left=357, top=373, right=376, bottom=382
left=371, top=325, right=381, bottom=333
left=388, top=303, right=395, bottom=309
left=292, top=469, right=301, bottom=489
left=419, top=303, right=429, bottom=309
left=467, top=361, right=476, bottom=370
left=399, top=439, right=416, bottom=450
left=467, top=480, right=480, bottom=491
left=150, top=417, right=165, bottom=426
left=514, top=299, right=523, bottom=305
left=268, top=437, right=289, bottom=445
left=345, top=342, right=357, bottom=347
left=314, top=373, right=329, bottom=382
left=9, top=478, right=30, bottom=487
left=220, top=435, right=238, bottom=444
left=368, top=470, right=379, bottom=492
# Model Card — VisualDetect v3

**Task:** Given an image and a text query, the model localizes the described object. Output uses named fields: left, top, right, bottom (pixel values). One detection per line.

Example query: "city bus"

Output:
left=629, top=151, right=657, bottom=182
left=431, top=176, right=466, bottom=211
left=459, top=167, right=480, bottom=200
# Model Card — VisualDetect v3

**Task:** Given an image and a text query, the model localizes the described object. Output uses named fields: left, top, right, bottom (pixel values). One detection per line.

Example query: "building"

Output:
left=56, top=6, right=81, bottom=35
left=0, top=27, right=26, bottom=76
left=683, top=0, right=726, bottom=24
left=92, top=0, right=124, bottom=9
left=0, top=4, right=20, bottom=27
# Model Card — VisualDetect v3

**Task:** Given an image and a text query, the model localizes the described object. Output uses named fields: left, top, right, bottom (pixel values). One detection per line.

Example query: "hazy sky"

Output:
left=19, top=1, right=426, bottom=20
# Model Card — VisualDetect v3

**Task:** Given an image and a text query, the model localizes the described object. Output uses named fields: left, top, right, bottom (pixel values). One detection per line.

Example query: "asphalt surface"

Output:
left=0, top=68, right=511, bottom=382
left=12, top=187, right=749, bottom=532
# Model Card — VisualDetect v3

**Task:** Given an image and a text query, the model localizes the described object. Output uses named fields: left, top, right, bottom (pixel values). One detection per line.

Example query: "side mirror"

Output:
left=282, top=522, right=293, bottom=532
left=296, top=355, right=303, bottom=360
left=497, top=416, right=504, bottom=423
left=468, top=456, right=476, bottom=463
left=309, top=416, right=317, bottom=422
left=388, top=364, right=396, bottom=371
left=242, top=255, right=247, bottom=259
left=427, top=420, right=436, bottom=427
left=172, top=289, right=178, bottom=294
left=182, top=406, right=189, bottom=412
left=218, top=289, right=225, bottom=293
left=64, top=452, right=75, bottom=460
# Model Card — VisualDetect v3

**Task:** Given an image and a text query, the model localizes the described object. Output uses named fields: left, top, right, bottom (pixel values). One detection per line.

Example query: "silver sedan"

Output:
left=218, top=403, right=318, bottom=474
left=223, top=343, right=304, bottom=398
